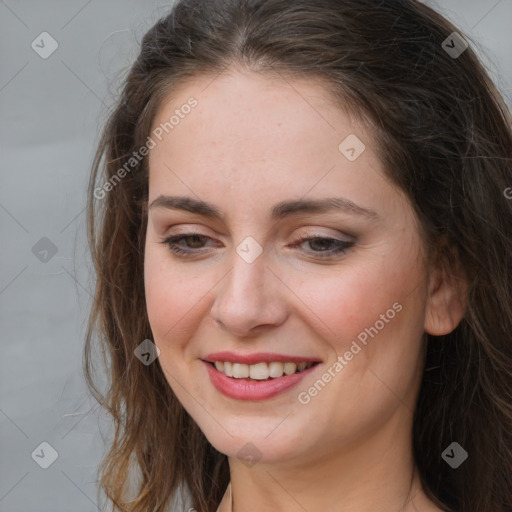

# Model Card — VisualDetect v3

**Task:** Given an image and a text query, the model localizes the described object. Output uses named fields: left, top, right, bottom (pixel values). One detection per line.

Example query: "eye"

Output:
left=160, top=232, right=215, bottom=256
left=159, top=232, right=354, bottom=259
left=291, top=234, right=354, bottom=258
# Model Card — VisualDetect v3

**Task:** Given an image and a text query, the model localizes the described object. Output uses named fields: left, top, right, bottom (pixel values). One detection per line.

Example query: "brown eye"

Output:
left=183, top=234, right=209, bottom=248
left=307, top=237, right=337, bottom=251
left=160, top=233, right=215, bottom=256
left=292, top=235, right=354, bottom=258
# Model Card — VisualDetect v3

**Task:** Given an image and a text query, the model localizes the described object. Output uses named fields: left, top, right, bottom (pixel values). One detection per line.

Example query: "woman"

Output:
left=85, top=1, right=512, bottom=511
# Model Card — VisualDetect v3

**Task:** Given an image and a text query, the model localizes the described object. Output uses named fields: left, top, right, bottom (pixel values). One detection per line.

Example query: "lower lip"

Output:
left=204, top=361, right=319, bottom=401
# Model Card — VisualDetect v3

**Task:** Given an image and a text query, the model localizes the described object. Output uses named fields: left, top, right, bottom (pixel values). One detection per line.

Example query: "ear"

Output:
left=424, top=253, right=467, bottom=336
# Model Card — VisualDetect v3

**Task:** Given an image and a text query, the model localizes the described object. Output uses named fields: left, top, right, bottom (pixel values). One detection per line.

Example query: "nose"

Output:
left=210, top=248, right=289, bottom=337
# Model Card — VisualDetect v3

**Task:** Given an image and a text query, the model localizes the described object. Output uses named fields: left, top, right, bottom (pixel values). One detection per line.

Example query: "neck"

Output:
left=227, top=413, right=441, bottom=512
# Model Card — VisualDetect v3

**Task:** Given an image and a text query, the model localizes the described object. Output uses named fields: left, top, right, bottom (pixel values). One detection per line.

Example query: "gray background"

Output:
left=0, top=1, right=511, bottom=511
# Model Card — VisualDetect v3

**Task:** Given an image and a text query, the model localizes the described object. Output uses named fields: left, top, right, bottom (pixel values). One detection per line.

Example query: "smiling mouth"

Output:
left=207, top=361, right=320, bottom=380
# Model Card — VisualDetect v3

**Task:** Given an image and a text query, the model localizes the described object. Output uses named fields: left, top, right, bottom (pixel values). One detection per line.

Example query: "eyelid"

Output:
left=159, top=224, right=219, bottom=239
left=159, top=229, right=355, bottom=260
left=293, top=226, right=355, bottom=240
left=166, top=219, right=353, bottom=238
left=162, top=221, right=353, bottom=236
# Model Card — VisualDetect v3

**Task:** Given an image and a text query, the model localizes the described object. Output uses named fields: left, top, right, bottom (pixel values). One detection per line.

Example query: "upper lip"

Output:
left=203, top=351, right=322, bottom=365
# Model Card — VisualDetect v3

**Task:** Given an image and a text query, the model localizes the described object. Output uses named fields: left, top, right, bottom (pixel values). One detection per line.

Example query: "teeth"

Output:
left=232, top=363, right=249, bottom=378
left=269, top=362, right=284, bottom=378
left=224, top=361, right=233, bottom=377
left=213, top=360, right=314, bottom=379
left=249, top=362, right=269, bottom=380
left=283, top=362, right=297, bottom=375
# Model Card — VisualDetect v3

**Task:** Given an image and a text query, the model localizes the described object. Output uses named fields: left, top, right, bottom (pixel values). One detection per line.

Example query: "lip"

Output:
left=203, top=360, right=321, bottom=401
left=203, top=351, right=322, bottom=365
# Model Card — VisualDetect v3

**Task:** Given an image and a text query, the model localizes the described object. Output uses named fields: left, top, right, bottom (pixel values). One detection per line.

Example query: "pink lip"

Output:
left=204, top=360, right=320, bottom=401
left=204, top=351, right=321, bottom=365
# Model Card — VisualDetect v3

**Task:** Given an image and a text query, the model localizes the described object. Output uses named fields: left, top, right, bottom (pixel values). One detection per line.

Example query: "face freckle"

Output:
left=143, top=67, right=431, bottom=467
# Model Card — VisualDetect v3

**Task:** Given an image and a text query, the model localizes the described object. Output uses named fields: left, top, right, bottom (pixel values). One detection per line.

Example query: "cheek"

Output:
left=143, top=247, right=216, bottom=354
left=144, top=250, right=176, bottom=335
left=295, top=258, right=426, bottom=425
left=298, top=251, right=424, bottom=358
left=144, top=245, right=189, bottom=342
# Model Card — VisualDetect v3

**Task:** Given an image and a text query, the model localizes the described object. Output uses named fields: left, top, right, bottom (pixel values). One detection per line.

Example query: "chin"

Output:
left=198, top=417, right=310, bottom=465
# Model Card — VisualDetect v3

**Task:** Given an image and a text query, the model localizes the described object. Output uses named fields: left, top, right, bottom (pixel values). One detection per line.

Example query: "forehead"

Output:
left=151, top=69, right=357, bottom=163
left=147, top=69, right=400, bottom=221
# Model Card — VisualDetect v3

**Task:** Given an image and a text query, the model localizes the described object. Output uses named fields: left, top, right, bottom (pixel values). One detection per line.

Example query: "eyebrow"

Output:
left=149, top=195, right=379, bottom=221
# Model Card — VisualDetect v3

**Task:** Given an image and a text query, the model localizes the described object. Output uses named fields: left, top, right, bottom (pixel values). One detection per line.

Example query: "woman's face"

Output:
left=144, top=69, right=435, bottom=466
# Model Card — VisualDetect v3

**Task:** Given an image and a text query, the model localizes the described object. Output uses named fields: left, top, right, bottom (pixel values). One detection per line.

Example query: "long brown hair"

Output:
left=85, top=1, right=512, bottom=511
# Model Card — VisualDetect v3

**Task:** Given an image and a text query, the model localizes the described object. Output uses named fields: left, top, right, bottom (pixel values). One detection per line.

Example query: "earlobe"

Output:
left=424, top=262, right=467, bottom=336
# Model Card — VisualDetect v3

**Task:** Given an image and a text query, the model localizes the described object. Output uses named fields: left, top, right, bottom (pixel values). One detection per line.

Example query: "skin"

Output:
left=144, top=68, right=466, bottom=512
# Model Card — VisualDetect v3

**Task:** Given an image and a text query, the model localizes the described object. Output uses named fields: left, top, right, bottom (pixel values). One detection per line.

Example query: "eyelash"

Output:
left=159, top=232, right=354, bottom=259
